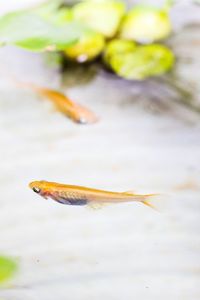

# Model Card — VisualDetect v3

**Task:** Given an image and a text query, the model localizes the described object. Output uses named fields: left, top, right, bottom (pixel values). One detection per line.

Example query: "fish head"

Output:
left=29, top=180, right=51, bottom=199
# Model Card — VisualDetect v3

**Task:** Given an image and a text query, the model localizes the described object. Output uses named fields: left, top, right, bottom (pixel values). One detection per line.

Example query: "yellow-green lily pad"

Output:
left=65, top=31, right=105, bottom=62
left=120, top=5, right=172, bottom=43
left=104, top=38, right=136, bottom=65
left=73, top=0, right=125, bottom=38
left=109, top=44, right=175, bottom=80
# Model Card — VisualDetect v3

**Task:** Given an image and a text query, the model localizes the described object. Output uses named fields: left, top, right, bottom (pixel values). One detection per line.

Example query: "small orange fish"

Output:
left=29, top=180, right=157, bottom=209
left=17, top=81, right=98, bottom=124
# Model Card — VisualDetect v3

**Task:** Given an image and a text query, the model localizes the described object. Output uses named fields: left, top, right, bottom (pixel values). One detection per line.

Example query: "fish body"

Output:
left=29, top=180, right=157, bottom=208
left=16, top=81, right=98, bottom=124
left=35, top=87, right=98, bottom=124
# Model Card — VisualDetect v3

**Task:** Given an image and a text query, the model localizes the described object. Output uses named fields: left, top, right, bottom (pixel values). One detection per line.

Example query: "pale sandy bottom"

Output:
left=0, top=1, right=200, bottom=300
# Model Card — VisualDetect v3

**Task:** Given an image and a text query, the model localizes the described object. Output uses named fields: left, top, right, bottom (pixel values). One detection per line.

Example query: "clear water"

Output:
left=0, top=1, right=200, bottom=299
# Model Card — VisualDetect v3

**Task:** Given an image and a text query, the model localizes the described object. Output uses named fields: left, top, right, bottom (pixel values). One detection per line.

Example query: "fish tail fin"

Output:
left=10, top=74, right=43, bottom=94
left=141, top=194, right=160, bottom=211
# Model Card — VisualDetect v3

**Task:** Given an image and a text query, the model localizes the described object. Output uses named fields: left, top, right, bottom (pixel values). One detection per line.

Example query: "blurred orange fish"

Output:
left=17, top=81, right=98, bottom=124
left=29, top=180, right=158, bottom=209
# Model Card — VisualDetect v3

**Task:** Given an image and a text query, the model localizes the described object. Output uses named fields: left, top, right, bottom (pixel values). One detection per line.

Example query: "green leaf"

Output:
left=0, top=256, right=18, bottom=283
left=35, top=1, right=73, bottom=25
left=33, top=0, right=61, bottom=17
left=0, top=11, right=88, bottom=51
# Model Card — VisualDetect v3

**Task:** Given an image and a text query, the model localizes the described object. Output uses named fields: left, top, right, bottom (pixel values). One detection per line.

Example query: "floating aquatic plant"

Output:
left=0, top=256, right=18, bottom=284
left=0, top=0, right=175, bottom=79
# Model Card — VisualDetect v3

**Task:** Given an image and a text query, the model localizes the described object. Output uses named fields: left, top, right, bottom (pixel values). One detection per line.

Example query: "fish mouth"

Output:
left=29, top=181, right=35, bottom=189
left=29, top=181, right=39, bottom=189
left=28, top=181, right=49, bottom=200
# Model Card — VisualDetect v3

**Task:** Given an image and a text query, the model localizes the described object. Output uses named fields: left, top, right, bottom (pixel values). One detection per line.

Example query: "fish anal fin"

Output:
left=141, top=194, right=160, bottom=211
left=142, top=200, right=156, bottom=210
left=87, top=202, right=107, bottom=210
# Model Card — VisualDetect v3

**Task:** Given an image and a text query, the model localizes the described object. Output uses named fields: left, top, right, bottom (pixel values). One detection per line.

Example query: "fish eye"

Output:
left=79, top=117, right=87, bottom=124
left=33, top=187, right=41, bottom=193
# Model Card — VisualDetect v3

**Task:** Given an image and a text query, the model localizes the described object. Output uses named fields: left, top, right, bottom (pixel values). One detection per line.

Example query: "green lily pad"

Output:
left=0, top=256, right=18, bottom=283
left=109, top=44, right=175, bottom=80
